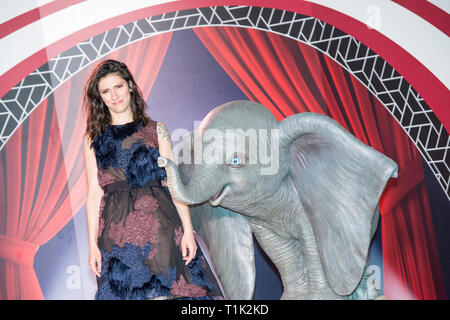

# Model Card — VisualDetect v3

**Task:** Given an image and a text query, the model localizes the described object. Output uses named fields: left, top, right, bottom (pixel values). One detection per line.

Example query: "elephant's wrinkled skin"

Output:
left=158, top=100, right=397, bottom=300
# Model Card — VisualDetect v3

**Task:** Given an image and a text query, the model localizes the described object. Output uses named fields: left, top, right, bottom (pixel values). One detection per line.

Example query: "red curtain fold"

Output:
left=194, top=26, right=446, bottom=299
left=0, top=33, right=172, bottom=299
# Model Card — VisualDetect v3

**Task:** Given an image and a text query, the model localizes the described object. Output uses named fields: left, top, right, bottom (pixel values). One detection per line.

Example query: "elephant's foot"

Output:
left=347, top=284, right=381, bottom=300
left=281, top=288, right=386, bottom=300
left=281, top=287, right=343, bottom=300
left=281, top=290, right=307, bottom=300
left=347, top=268, right=381, bottom=300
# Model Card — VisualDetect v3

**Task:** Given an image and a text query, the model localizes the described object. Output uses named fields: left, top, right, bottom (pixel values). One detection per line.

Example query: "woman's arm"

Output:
left=157, top=122, right=197, bottom=265
left=83, top=135, right=104, bottom=276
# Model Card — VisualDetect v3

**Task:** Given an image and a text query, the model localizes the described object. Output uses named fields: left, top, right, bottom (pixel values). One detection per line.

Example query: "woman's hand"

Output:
left=181, top=230, right=197, bottom=265
left=89, top=245, right=102, bottom=277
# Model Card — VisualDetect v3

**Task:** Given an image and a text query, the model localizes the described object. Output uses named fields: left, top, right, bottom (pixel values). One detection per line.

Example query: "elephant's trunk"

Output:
left=158, top=157, right=224, bottom=205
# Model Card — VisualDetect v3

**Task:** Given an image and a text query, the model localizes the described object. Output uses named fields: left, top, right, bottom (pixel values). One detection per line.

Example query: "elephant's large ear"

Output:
left=190, top=203, right=255, bottom=300
left=279, top=112, right=397, bottom=296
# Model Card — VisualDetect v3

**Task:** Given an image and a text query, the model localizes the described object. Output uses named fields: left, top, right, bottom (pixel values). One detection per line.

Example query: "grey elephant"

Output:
left=158, top=100, right=397, bottom=300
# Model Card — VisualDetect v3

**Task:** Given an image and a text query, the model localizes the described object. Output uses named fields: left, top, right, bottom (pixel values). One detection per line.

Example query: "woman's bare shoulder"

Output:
left=83, top=134, right=96, bottom=161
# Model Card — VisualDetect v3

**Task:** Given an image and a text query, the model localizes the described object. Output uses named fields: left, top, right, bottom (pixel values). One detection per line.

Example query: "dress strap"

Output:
left=103, top=179, right=162, bottom=193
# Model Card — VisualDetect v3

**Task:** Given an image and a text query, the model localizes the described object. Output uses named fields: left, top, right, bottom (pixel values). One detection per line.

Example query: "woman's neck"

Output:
left=111, top=114, right=134, bottom=125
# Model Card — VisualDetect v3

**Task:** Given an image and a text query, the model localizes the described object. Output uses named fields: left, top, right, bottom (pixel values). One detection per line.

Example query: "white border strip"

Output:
left=0, top=0, right=55, bottom=24
left=427, top=0, right=450, bottom=14
left=1, top=0, right=177, bottom=76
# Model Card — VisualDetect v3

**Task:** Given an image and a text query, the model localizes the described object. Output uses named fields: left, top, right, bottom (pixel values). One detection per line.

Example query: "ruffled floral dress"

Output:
left=92, top=119, right=224, bottom=300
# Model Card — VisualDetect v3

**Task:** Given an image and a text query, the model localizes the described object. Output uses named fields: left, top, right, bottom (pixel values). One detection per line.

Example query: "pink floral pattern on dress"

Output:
left=98, top=217, right=105, bottom=238
left=98, top=196, right=106, bottom=237
left=108, top=209, right=160, bottom=249
left=99, top=195, right=106, bottom=213
left=200, top=255, right=207, bottom=269
left=147, top=245, right=158, bottom=260
left=171, top=275, right=206, bottom=297
left=133, top=121, right=159, bottom=148
left=134, top=194, right=158, bottom=212
left=97, top=170, right=116, bottom=187
left=174, top=226, right=183, bottom=247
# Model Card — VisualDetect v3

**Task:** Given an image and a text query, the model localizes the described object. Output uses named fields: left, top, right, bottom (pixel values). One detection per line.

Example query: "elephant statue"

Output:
left=158, top=100, right=397, bottom=300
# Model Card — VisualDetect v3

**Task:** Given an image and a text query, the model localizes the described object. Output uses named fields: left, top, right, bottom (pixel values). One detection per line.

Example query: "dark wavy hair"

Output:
left=83, top=59, right=151, bottom=144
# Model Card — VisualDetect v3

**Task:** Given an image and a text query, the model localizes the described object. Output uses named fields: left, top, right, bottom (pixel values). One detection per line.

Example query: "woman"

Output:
left=83, top=59, right=223, bottom=300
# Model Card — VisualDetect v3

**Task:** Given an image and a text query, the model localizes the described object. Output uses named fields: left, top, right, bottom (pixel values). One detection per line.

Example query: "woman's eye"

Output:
left=117, top=84, right=123, bottom=88
left=229, top=156, right=242, bottom=167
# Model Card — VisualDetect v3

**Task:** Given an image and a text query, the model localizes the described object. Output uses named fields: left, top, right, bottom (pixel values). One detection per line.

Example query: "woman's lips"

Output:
left=112, top=99, right=123, bottom=105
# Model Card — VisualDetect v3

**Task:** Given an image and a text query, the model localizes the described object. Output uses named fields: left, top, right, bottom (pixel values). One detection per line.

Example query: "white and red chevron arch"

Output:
left=1, top=0, right=448, bottom=115
left=1, top=0, right=449, bottom=197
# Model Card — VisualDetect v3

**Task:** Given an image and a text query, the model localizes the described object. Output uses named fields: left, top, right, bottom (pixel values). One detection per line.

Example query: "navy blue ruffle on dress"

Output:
left=92, top=119, right=224, bottom=300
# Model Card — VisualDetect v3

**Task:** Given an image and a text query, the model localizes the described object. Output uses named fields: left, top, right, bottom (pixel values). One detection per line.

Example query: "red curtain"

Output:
left=194, top=27, right=446, bottom=299
left=0, top=33, right=172, bottom=299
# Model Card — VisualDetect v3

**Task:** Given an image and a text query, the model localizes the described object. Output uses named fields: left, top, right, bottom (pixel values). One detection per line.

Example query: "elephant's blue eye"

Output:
left=229, top=156, right=242, bottom=167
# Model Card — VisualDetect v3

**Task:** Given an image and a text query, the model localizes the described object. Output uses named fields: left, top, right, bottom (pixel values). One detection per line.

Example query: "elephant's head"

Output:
left=158, top=100, right=291, bottom=213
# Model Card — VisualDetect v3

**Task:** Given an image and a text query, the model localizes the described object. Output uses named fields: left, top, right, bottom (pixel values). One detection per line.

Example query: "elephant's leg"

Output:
left=293, top=209, right=343, bottom=299
left=348, top=261, right=381, bottom=300
left=250, top=223, right=309, bottom=299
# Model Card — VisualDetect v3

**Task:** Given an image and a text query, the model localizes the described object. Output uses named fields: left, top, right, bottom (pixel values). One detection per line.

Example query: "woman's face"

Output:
left=98, top=72, right=132, bottom=116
